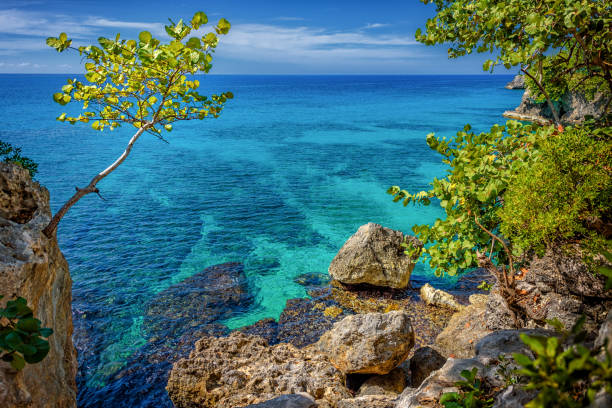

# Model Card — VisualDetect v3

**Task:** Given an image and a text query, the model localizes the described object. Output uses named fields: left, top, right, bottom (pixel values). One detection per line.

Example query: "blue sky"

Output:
left=0, top=0, right=509, bottom=74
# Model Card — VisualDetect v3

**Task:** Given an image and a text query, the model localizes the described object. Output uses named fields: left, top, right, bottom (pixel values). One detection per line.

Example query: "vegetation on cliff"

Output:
left=0, top=140, right=37, bottom=177
left=43, top=11, right=233, bottom=237
left=390, top=0, right=612, bottom=405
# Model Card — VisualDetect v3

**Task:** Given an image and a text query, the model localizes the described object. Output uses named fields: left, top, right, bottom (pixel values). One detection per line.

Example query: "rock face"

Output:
left=420, top=283, right=463, bottom=311
left=328, top=223, right=422, bottom=289
left=245, top=394, right=317, bottom=408
left=398, top=329, right=554, bottom=408
left=505, top=74, right=525, bottom=89
left=503, top=88, right=610, bottom=125
left=0, top=162, right=77, bottom=407
left=409, top=346, right=446, bottom=387
left=316, top=311, right=415, bottom=374
left=485, top=247, right=612, bottom=335
left=435, top=294, right=491, bottom=358
left=166, top=332, right=351, bottom=408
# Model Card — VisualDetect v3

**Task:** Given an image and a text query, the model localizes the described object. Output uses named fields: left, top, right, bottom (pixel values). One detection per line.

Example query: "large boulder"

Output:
left=409, top=346, right=446, bottom=387
left=436, top=294, right=491, bottom=358
left=316, top=311, right=415, bottom=375
left=0, top=163, right=77, bottom=407
left=166, top=332, right=351, bottom=408
left=329, top=223, right=422, bottom=289
left=420, top=283, right=463, bottom=311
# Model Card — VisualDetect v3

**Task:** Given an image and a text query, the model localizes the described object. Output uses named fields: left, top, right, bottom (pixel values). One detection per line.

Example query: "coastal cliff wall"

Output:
left=0, top=162, right=77, bottom=408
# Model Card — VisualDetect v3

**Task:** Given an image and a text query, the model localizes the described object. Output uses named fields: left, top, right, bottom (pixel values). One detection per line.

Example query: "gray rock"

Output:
left=396, top=358, right=486, bottom=408
left=358, top=367, right=406, bottom=396
left=420, top=283, right=463, bottom=311
left=436, top=294, right=492, bottom=358
left=484, top=290, right=516, bottom=331
left=595, top=310, right=612, bottom=358
left=246, top=394, right=317, bottom=408
left=409, top=346, right=446, bottom=387
left=337, top=395, right=396, bottom=408
left=317, top=311, right=415, bottom=375
left=503, top=87, right=610, bottom=125
left=588, top=388, right=612, bottom=408
left=475, top=329, right=553, bottom=361
left=0, top=163, right=77, bottom=408
left=505, top=75, right=525, bottom=90
left=328, top=223, right=422, bottom=289
left=492, top=385, right=537, bottom=408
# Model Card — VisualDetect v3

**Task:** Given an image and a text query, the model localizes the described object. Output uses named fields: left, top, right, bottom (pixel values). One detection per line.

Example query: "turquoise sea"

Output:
left=0, top=74, right=521, bottom=406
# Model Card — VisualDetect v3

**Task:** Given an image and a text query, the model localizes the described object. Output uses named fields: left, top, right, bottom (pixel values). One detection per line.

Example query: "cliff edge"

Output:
left=0, top=162, right=77, bottom=408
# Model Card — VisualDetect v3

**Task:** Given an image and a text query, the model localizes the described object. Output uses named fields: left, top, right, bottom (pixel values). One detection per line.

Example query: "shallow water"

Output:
left=0, top=74, right=521, bottom=404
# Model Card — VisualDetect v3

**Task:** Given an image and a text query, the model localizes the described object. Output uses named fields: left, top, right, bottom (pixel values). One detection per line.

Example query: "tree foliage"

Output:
left=0, top=297, right=53, bottom=371
left=499, top=126, right=612, bottom=257
left=0, top=140, right=38, bottom=177
left=43, top=12, right=233, bottom=237
left=417, top=0, right=612, bottom=123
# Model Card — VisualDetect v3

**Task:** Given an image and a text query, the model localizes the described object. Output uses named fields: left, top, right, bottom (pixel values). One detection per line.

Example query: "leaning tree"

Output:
left=43, top=11, right=233, bottom=237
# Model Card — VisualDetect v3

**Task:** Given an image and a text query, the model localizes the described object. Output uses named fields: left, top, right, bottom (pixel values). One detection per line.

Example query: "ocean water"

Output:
left=0, top=74, right=521, bottom=400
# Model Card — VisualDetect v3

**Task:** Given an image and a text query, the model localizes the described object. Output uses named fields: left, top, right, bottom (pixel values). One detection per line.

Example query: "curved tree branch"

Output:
left=43, top=123, right=152, bottom=237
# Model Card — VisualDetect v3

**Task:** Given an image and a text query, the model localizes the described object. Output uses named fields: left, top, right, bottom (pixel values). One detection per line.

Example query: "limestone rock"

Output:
left=503, top=88, right=610, bottom=125
left=420, top=283, right=463, bottom=311
left=595, top=310, right=612, bottom=358
left=166, top=332, right=350, bottom=408
left=505, top=75, right=525, bottom=90
left=475, top=329, right=553, bottom=362
left=245, top=394, right=317, bottom=408
left=358, top=367, right=406, bottom=396
left=0, top=162, right=77, bottom=408
left=337, top=395, right=397, bottom=408
left=396, top=358, right=487, bottom=408
left=492, top=385, right=537, bottom=408
left=435, top=294, right=491, bottom=358
left=409, top=346, right=446, bottom=387
left=316, top=311, right=415, bottom=375
left=328, top=223, right=422, bottom=289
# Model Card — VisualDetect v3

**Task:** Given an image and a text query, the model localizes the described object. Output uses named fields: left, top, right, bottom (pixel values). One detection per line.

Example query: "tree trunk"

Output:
left=520, top=67, right=562, bottom=125
left=43, top=125, right=149, bottom=238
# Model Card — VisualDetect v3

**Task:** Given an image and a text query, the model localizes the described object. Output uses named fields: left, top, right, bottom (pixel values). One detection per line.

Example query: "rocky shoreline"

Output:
left=1, top=164, right=610, bottom=408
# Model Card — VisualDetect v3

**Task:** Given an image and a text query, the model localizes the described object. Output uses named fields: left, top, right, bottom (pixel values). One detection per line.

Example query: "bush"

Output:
left=499, top=126, right=612, bottom=257
left=0, top=140, right=38, bottom=177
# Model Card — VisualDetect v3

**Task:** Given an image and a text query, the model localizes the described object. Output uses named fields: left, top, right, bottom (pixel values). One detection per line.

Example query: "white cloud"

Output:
left=216, top=23, right=420, bottom=66
left=364, top=23, right=389, bottom=29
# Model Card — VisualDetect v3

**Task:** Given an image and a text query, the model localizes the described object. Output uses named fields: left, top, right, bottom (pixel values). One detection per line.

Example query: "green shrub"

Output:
left=514, top=317, right=612, bottom=408
left=0, top=297, right=53, bottom=370
left=439, top=367, right=495, bottom=408
left=499, top=126, right=612, bottom=257
left=0, top=140, right=38, bottom=177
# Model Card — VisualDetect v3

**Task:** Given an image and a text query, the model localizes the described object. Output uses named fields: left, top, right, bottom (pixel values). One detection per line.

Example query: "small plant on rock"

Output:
left=514, top=317, right=612, bottom=407
left=439, top=367, right=495, bottom=408
left=0, top=296, right=53, bottom=370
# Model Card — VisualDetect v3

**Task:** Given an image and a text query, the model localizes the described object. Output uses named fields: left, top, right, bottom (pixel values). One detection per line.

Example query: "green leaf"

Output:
left=16, top=317, right=40, bottom=333
left=216, top=18, right=231, bottom=35
left=10, top=354, right=26, bottom=371
left=138, top=31, right=152, bottom=43
left=191, top=11, right=208, bottom=29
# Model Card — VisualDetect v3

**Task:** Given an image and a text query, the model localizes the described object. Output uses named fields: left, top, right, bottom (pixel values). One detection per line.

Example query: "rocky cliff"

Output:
left=0, top=162, right=77, bottom=408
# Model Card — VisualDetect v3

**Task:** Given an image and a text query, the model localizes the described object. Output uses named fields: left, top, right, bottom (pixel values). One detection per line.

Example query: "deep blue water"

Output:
left=0, top=74, right=521, bottom=401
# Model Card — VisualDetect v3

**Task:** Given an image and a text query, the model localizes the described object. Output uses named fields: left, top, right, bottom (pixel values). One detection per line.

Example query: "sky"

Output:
left=0, top=0, right=510, bottom=75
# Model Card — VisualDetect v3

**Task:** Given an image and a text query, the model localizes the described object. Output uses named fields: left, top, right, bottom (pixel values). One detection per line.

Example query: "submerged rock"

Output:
left=329, top=222, right=422, bottom=289
left=77, top=263, right=251, bottom=408
left=0, top=163, right=77, bottom=408
left=316, top=311, right=415, bottom=374
left=166, top=332, right=350, bottom=408
left=420, top=283, right=463, bottom=311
